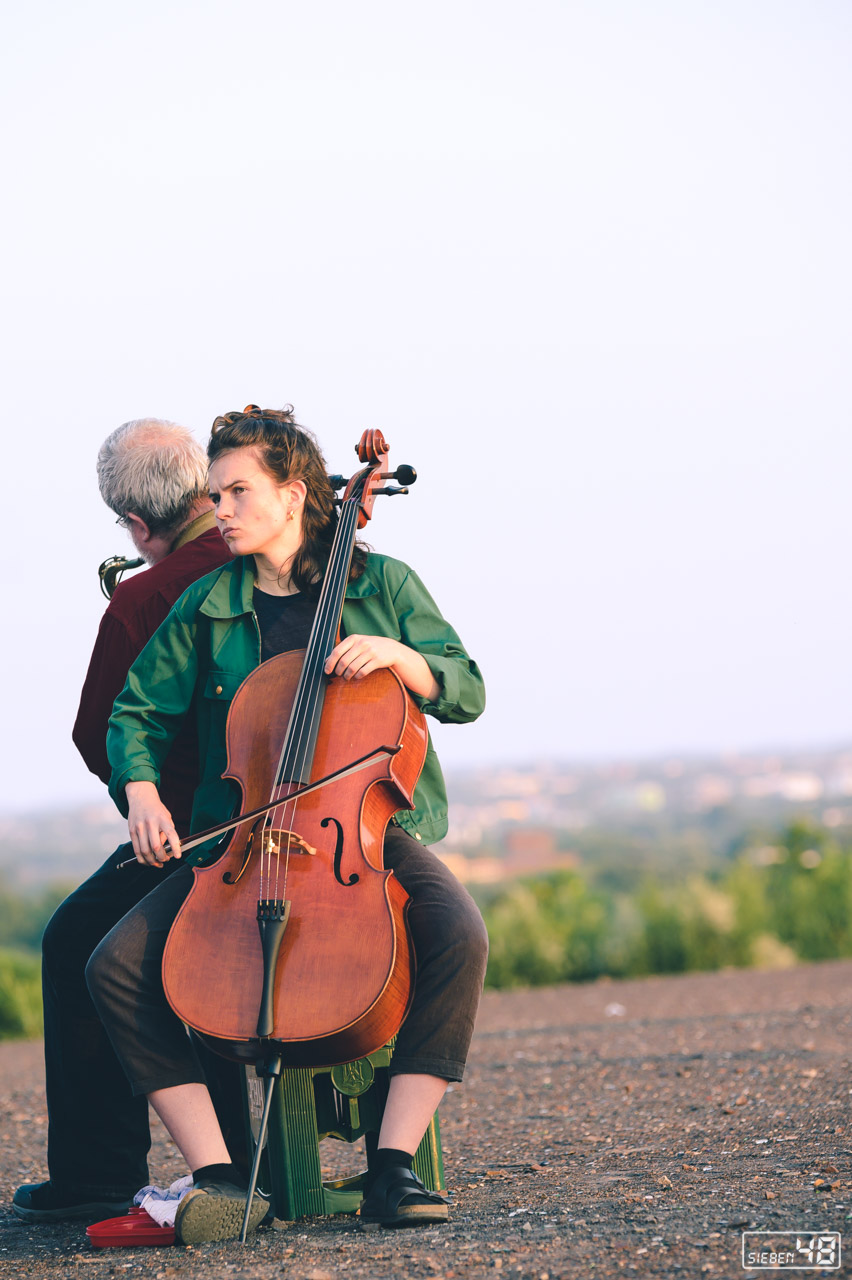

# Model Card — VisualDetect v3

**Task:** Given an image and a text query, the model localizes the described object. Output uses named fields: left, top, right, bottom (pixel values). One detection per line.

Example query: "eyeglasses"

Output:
left=115, top=514, right=131, bottom=529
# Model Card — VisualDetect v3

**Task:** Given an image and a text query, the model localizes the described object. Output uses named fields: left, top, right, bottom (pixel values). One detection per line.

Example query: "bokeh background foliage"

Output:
left=0, top=883, right=69, bottom=1038
left=479, top=819, right=852, bottom=991
left=1, top=820, right=850, bottom=1037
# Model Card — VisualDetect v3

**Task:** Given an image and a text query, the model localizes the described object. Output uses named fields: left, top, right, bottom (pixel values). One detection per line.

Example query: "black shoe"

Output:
left=12, top=1181, right=135, bottom=1223
left=174, top=1178, right=270, bottom=1244
left=358, top=1167, right=449, bottom=1228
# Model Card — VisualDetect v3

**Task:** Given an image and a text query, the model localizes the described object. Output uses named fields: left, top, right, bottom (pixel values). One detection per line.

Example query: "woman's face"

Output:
left=208, top=446, right=302, bottom=560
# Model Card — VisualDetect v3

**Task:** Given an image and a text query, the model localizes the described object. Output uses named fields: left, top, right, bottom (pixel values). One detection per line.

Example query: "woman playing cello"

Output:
left=87, top=406, right=488, bottom=1243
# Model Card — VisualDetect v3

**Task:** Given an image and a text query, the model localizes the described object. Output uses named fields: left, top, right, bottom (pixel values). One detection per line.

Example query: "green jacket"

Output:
left=107, top=553, right=485, bottom=860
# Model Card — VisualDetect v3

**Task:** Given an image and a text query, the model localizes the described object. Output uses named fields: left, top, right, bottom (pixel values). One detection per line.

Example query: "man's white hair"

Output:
left=97, top=418, right=209, bottom=535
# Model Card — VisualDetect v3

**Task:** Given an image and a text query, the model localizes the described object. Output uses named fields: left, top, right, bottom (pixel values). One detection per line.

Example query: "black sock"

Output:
left=191, top=1162, right=245, bottom=1188
left=366, top=1147, right=414, bottom=1190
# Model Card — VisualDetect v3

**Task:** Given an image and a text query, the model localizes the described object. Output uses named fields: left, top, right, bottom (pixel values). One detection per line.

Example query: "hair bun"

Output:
left=243, top=404, right=262, bottom=415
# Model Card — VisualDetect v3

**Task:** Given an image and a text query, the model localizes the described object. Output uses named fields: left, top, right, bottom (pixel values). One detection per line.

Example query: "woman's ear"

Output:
left=287, top=479, right=308, bottom=512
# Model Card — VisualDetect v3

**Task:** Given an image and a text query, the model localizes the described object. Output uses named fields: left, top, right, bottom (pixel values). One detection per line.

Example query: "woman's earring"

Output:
left=287, top=509, right=296, bottom=522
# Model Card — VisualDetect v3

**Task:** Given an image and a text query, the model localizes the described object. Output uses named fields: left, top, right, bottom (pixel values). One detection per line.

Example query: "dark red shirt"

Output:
left=73, top=522, right=232, bottom=827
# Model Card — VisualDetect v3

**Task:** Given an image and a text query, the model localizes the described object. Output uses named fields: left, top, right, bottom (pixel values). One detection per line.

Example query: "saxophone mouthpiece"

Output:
left=98, top=555, right=145, bottom=599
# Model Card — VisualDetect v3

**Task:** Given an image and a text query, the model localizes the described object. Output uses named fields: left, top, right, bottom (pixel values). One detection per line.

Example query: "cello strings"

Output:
left=275, top=496, right=358, bottom=794
left=258, top=507, right=342, bottom=897
left=273, top=498, right=358, bottom=900
left=268, top=510, right=353, bottom=903
left=257, top=492, right=361, bottom=904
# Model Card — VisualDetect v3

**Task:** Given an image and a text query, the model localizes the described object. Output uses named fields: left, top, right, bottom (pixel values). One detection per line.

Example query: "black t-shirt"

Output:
left=253, top=588, right=317, bottom=661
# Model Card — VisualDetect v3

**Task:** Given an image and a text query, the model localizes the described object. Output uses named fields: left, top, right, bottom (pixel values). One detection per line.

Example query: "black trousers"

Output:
left=86, top=827, right=488, bottom=1097
left=40, top=846, right=244, bottom=1200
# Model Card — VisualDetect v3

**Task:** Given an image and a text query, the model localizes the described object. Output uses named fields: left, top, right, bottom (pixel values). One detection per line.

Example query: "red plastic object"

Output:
left=86, top=1205, right=176, bottom=1248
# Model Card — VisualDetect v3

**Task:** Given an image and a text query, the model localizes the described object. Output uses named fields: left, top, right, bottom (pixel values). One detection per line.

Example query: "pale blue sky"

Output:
left=2, top=1, right=850, bottom=810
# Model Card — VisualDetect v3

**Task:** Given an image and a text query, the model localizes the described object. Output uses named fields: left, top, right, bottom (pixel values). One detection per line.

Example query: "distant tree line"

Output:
left=1, top=820, right=851, bottom=1036
left=479, top=819, right=852, bottom=988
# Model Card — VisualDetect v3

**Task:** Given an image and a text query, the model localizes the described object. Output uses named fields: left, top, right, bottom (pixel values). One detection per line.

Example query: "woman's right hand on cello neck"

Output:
left=125, top=780, right=183, bottom=867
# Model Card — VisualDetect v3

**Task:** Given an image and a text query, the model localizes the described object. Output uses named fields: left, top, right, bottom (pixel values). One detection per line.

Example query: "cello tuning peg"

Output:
left=374, top=486, right=409, bottom=497
left=380, top=465, right=417, bottom=486
left=327, top=474, right=349, bottom=491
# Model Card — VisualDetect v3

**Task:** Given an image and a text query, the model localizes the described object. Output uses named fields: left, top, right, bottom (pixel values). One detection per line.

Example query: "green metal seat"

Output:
left=241, top=1042, right=445, bottom=1220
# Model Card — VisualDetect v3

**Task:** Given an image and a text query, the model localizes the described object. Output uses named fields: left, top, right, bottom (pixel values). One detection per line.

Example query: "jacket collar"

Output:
left=172, top=509, right=218, bottom=553
left=198, top=557, right=378, bottom=620
left=198, top=557, right=256, bottom=619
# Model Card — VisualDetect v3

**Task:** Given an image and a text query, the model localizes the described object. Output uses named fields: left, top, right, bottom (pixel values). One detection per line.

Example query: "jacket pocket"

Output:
left=202, top=670, right=245, bottom=702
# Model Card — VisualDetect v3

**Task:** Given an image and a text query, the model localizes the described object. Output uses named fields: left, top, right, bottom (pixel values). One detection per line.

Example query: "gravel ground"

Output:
left=1, top=959, right=850, bottom=1280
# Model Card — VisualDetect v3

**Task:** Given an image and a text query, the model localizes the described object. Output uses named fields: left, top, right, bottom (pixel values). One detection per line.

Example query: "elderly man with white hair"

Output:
left=13, top=418, right=232, bottom=1224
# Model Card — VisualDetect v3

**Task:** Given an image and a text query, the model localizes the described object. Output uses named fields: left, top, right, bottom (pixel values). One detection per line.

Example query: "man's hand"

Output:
left=125, top=780, right=182, bottom=867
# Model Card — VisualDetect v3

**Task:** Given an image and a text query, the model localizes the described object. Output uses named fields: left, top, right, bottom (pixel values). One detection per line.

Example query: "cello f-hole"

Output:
left=222, top=823, right=259, bottom=886
left=321, top=816, right=359, bottom=887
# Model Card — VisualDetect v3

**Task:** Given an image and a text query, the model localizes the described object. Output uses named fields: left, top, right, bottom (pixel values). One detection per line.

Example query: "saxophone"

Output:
left=97, top=554, right=144, bottom=600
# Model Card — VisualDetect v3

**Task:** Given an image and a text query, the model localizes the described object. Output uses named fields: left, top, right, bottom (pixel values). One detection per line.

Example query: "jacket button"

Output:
left=215, top=685, right=223, bottom=695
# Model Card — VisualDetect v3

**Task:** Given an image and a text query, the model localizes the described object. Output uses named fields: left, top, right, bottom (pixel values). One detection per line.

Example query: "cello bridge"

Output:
left=264, top=829, right=317, bottom=858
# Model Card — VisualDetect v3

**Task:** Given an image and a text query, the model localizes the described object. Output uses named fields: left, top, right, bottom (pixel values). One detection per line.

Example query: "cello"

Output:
left=161, top=429, right=427, bottom=1079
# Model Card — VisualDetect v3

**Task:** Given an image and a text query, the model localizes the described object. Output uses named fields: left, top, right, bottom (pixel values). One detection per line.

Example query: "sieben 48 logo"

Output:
left=741, top=1231, right=841, bottom=1270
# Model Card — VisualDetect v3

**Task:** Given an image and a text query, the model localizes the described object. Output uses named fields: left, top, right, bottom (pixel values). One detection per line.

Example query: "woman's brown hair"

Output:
left=208, top=405, right=365, bottom=595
